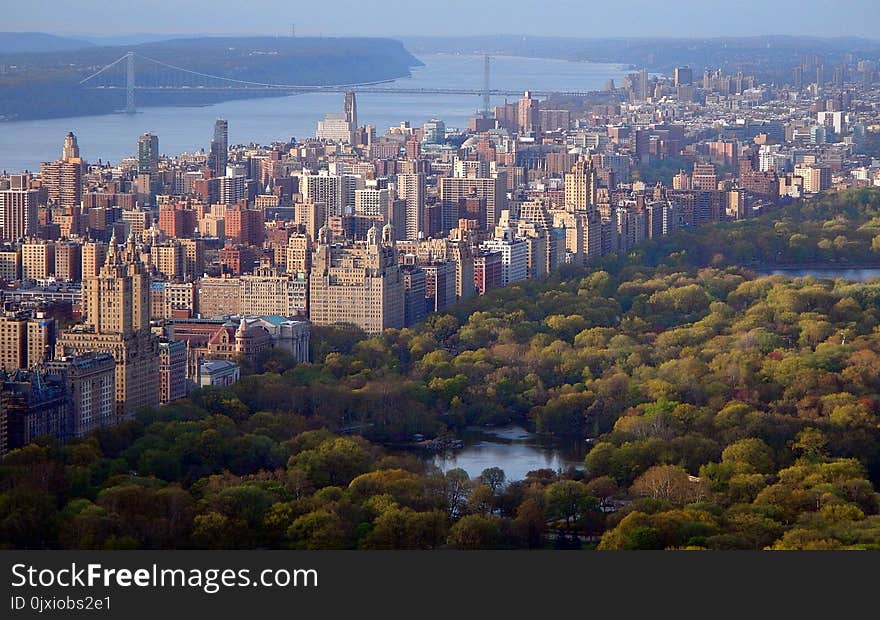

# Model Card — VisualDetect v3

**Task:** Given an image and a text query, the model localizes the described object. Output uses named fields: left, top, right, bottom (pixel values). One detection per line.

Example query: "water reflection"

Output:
left=431, top=425, right=586, bottom=482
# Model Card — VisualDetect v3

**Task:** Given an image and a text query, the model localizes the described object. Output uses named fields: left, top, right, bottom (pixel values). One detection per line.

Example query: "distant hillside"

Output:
left=403, top=35, right=880, bottom=82
left=0, top=37, right=422, bottom=121
left=0, top=32, right=92, bottom=53
left=73, top=33, right=218, bottom=46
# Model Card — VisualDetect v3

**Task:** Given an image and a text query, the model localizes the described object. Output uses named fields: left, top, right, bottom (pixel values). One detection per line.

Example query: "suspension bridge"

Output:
left=78, top=52, right=593, bottom=114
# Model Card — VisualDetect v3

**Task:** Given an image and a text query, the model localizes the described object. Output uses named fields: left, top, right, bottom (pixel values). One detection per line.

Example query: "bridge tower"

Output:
left=126, top=52, right=136, bottom=114
left=482, top=54, right=491, bottom=118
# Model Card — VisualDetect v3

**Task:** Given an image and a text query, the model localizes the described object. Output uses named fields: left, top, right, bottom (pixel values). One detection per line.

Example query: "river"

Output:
left=431, top=425, right=587, bottom=482
left=0, top=54, right=629, bottom=173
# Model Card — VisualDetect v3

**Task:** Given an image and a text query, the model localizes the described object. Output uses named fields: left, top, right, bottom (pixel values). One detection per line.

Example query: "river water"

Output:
left=0, top=54, right=629, bottom=173
left=431, top=425, right=587, bottom=482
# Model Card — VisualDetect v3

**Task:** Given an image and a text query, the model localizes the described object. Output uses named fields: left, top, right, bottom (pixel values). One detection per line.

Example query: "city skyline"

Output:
left=3, top=8, right=880, bottom=557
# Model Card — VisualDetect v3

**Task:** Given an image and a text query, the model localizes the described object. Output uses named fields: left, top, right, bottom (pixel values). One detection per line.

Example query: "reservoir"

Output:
left=431, top=425, right=587, bottom=482
left=0, top=53, right=629, bottom=173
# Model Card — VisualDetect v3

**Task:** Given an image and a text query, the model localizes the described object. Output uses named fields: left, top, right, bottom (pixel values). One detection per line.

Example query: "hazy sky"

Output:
left=4, top=0, right=878, bottom=39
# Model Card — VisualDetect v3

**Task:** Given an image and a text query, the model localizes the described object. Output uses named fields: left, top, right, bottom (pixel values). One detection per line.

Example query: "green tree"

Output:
left=447, top=514, right=505, bottom=549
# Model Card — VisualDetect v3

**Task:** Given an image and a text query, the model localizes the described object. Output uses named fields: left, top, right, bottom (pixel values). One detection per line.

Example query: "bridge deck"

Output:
left=83, top=86, right=592, bottom=97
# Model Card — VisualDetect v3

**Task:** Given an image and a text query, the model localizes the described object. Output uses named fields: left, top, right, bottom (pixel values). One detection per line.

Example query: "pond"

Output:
left=430, top=425, right=587, bottom=482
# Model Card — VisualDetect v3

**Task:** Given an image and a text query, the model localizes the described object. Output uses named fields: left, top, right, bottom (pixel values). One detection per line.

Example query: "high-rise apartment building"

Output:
left=316, top=113, right=353, bottom=144
left=209, top=119, right=228, bottom=177
left=0, top=371, right=68, bottom=457
left=54, top=241, right=81, bottom=281
left=422, top=119, right=446, bottom=144
left=0, top=310, right=56, bottom=372
left=240, top=267, right=308, bottom=317
left=344, top=91, right=358, bottom=131
left=793, top=164, right=832, bottom=193
left=122, top=209, right=150, bottom=242
left=0, top=186, right=39, bottom=242
left=21, top=240, right=55, bottom=281
left=41, top=160, right=82, bottom=212
left=564, top=159, right=599, bottom=212
left=81, top=241, right=107, bottom=278
left=309, top=224, right=404, bottom=333
left=692, top=163, right=718, bottom=190
left=401, top=265, right=427, bottom=327
left=197, top=276, right=242, bottom=318
left=137, top=133, right=159, bottom=175
left=355, top=188, right=391, bottom=219
left=158, top=340, right=186, bottom=404
left=473, top=250, right=502, bottom=295
left=482, top=229, right=528, bottom=286
left=300, top=172, right=344, bottom=217
left=158, top=204, right=197, bottom=238
left=46, top=353, right=115, bottom=438
left=674, top=66, right=693, bottom=87
left=285, top=234, right=312, bottom=276
left=422, top=262, right=457, bottom=312
left=154, top=281, right=197, bottom=319
left=62, top=132, right=80, bottom=161
left=396, top=173, right=426, bottom=240
left=0, top=249, right=21, bottom=282
left=553, top=207, right=602, bottom=266
left=294, top=202, right=325, bottom=241
left=224, top=203, right=264, bottom=245
left=218, top=175, right=246, bottom=205
left=519, top=199, right=562, bottom=275
left=517, top=91, right=539, bottom=134
left=179, top=238, right=205, bottom=277
left=439, top=175, right=507, bottom=232
left=150, top=241, right=184, bottom=280
left=57, top=234, right=159, bottom=420
left=639, top=68, right=650, bottom=100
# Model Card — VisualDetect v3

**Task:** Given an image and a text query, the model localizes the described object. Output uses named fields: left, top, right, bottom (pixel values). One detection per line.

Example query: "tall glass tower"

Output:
left=210, top=119, right=228, bottom=177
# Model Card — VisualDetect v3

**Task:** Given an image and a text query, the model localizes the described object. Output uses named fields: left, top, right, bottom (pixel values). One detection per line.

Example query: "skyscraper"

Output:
left=217, top=174, right=246, bottom=205
left=564, top=159, right=599, bottom=212
left=309, top=224, right=404, bottom=334
left=639, top=68, right=650, bottom=100
left=793, top=66, right=804, bottom=90
left=209, top=119, right=228, bottom=177
left=62, top=132, right=79, bottom=161
left=439, top=175, right=507, bottom=232
left=316, top=113, right=354, bottom=144
left=41, top=132, right=83, bottom=212
left=0, top=184, right=39, bottom=242
left=674, top=66, right=693, bottom=87
left=396, top=173, right=426, bottom=240
left=517, top=91, right=539, bottom=134
left=137, top=132, right=159, bottom=175
left=57, top=233, right=159, bottom=420
left=301, top=172, right=345, bottom=217
left=344, top=91, right=358, bottom=130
